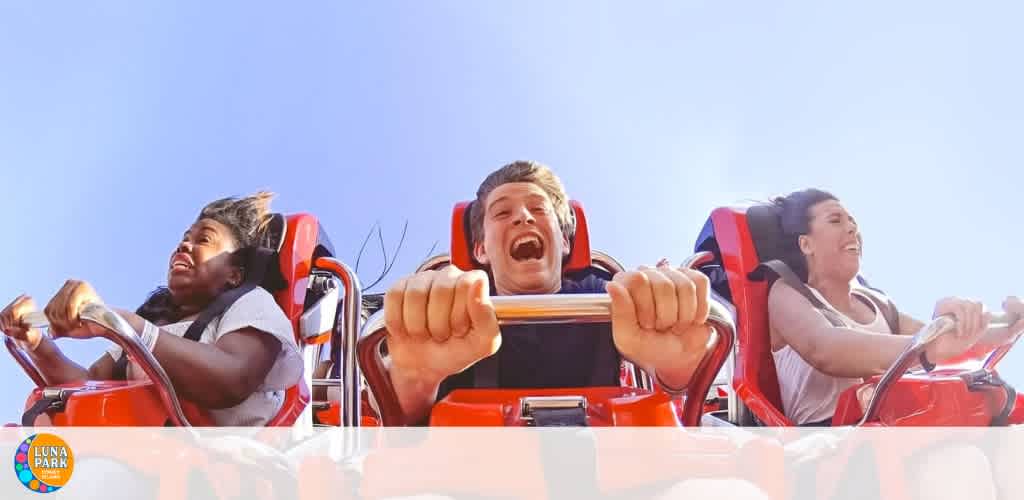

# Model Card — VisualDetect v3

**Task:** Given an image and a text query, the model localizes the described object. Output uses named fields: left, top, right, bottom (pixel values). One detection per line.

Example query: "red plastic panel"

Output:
left=267, top=213, right=321, bottom=425
left=833, top=372, right=1013, bottom=426
left=22, top=380, right=214, bottom=427
left=450, top=201, right=474, bottom=271
left=429, top=387, right=681, bottom=427
left=265, top=384, right=308, bottom=427
left=275, top=213, right=320, bottom=343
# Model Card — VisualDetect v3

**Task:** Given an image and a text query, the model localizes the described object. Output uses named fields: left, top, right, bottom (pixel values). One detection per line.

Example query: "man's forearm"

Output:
left=388, top=362, right=443, bottom=425
left=660, top=325, right=719, bottom=392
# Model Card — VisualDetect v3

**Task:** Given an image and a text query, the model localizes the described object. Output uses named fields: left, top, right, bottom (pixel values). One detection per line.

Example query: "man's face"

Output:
left=474, top=182, right=570, bottom=295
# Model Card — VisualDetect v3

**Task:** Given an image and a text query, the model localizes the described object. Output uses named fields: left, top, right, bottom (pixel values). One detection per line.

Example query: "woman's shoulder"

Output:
left=767, top=278, right=835, bottom=325
left=767, top=277, right=803, bottom=304
left=230, top=286, right=282, bottom=311
left=220, top=287, right=292, bottom=331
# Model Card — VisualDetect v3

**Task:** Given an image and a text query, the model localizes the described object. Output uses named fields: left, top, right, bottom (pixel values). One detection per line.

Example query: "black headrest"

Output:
left=745, top=204, right=789, bottom=269
left=234, top=246, right=287, bottom=293
left=746, top=203, right=811, bottom=283
left=233, top=213, right=288, bottom=293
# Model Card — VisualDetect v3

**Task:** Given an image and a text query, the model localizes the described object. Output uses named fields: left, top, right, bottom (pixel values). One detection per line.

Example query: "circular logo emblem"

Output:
left=13, top=433, right=74, bottom=493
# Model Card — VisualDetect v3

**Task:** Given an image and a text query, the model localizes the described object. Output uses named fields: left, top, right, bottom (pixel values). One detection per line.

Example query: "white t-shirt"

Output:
left=107, top=287, right=303, bottom=426
left=772, top=286, right=893, bottom=425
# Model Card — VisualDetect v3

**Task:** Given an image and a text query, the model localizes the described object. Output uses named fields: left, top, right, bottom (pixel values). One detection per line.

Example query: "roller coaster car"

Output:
left=693, top=204, right=1023, bottom=427
left=354, top=200, right=736, bottom=427
left=8, top=213, right=359, bottom=428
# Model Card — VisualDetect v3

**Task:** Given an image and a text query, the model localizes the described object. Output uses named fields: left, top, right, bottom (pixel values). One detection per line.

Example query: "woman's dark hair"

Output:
left=135, top=287, right=180, bottom=324
left=196, top=191, right=276, bottom=249
left=770, top=188, right=838, bottom=282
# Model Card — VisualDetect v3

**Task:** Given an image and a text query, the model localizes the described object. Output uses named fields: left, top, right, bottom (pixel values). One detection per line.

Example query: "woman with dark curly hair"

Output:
left=0, top=191, right=302, bottom=426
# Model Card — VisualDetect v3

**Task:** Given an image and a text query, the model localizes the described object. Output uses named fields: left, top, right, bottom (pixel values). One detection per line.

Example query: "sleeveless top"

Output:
left=772, top=285, right=893, bottom=425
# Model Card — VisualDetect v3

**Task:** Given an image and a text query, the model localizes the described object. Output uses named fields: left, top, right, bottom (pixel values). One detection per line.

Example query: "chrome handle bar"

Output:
left=858, top=310, right=1019, bottom=425
left=21, top=305, right=191, bottom=427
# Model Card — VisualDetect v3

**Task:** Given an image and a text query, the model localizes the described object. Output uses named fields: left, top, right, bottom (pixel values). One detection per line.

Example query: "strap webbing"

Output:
left=851, top=285, right=901, bottom=334
left=754, top=259, right=902, bottom=334
left=22, top=396, right=62, bottom=426
left=754, top=260, right=845, bottom=327
left=963, top=370, right=1017, bottom=426
left=113, top=246, right=282, bottom=377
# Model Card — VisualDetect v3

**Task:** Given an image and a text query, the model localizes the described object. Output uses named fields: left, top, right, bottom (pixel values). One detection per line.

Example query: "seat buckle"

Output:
left=520, top=396, right=587, bottom=426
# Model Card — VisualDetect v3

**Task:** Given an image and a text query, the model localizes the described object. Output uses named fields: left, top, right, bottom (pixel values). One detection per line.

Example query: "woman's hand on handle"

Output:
left=0, top=294, right=45, bottom=351
left=933, top=297, right=988, bottom=340
left=1002, top=296, right=1024, bottom=334
left=43, top=279, right=107, bottom=339
left=0, top=292, right=95, bottom=384
left=924, top=297, right=992, bottom=362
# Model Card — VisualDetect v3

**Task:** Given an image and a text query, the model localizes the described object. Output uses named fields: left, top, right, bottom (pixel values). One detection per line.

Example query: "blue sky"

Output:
left=1, top=1, right=1022, bottom=425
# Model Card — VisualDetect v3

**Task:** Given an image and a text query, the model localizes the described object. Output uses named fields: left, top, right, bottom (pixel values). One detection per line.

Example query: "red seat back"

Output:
left=701, top=207, right=792, bottom=426
left=264, top=213, right=323, bottom=426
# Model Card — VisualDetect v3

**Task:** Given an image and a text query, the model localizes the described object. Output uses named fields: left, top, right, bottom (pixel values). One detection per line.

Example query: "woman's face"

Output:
left=167, top=218, right=242, bottom=308
left=799, top=199, right=862, bottom=282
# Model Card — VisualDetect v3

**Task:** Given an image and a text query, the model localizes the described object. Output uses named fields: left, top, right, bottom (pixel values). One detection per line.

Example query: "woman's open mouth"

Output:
left=170, top=254, right=194, bottom=272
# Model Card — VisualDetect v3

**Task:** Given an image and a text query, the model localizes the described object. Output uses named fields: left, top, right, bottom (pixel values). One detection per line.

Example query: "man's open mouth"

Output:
left=510, top=234, right=545, bottom=261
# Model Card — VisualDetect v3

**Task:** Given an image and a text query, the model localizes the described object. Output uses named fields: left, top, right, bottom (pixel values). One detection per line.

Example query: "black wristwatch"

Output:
left=919, top=350, right=936, bottom=372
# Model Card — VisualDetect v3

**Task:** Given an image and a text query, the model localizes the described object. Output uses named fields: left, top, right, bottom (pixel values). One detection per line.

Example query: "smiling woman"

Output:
left=0, top=191, right=303, bottom=426
left=765, top=188, right=1024, bottom=427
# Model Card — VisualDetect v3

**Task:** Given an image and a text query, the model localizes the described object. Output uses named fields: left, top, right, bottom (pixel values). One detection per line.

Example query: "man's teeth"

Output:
left=515, top=235, right=540, bottom=246
left=510, top=235, right=544, bottom=260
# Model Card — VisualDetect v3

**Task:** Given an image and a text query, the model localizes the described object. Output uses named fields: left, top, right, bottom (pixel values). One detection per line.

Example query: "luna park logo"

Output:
left=13, top=433, right=74, bottom=493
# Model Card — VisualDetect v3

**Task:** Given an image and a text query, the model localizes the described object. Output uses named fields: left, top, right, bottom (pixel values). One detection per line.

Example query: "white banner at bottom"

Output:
left=1, top=426, right=1021, bottom=500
